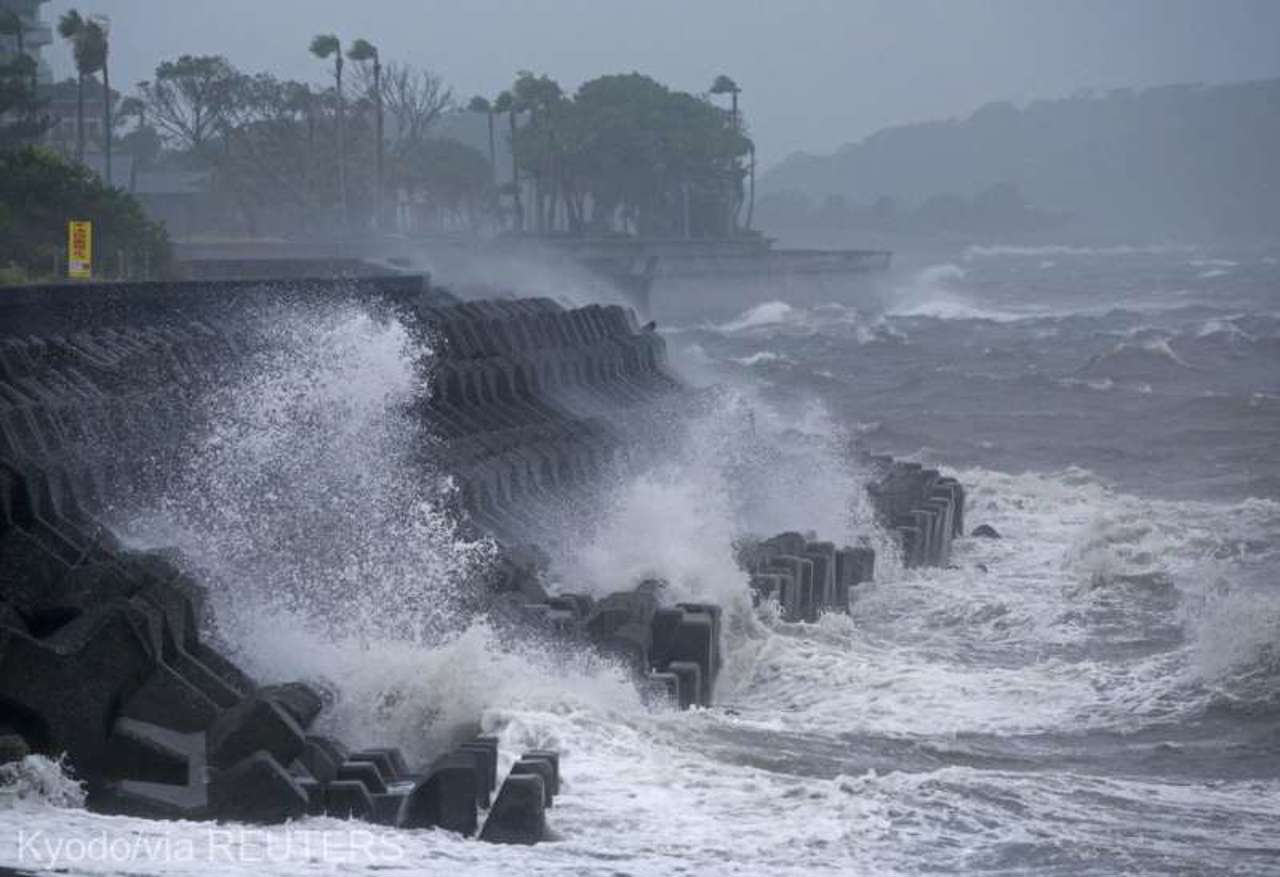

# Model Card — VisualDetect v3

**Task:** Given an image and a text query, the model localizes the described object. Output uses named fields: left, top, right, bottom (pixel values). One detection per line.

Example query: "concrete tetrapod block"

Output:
left=676, top=602, right=723, bottom=671
left=336, top=759, right=388, bottom=795
left=666, top=661, right=702, bottom=710
left=359, top=746, right=410, bottom=780
left=119, top=663, right=221, bottom=733
left=908, top=509, right=935, bottom=567
left=298, top=778, right=325, bottom=816
left=324, top=779, right=375, bottom=820
left=643, top=671, right=680, bottom=707
left=211, top=751, right=309, bottom=824
left=926, top=497, right=953, bottom=565
left=401, top=751, right=481, bottom=835
left=298, top=738, right=341, bottom=784
left=674, top=612, right=716, bottom=705
left=523, top=750, right=561, bottom=796
left=261, top=682, right=324, bottom=731
left=0, top=599, right=159, bottom=788
left=762, top=531, right=808, bottom=558
left=348, top=748, right=409, bottom=785
left=764, top=555, right=814, bottom=621
left=509, top=757, right=555, bottom=807
left=479, top=774, right=547, bottom=845
left=98, top=718, right=208, bottom=819
left=369, top=791, right=410, bottom=826
left=207, top=695, right=306, bottom=770
left=585, top=590, right=659, bottom=641
left=458, top=741, right=498, bottom=804
left=458, top=737, right=496, bottom=793
left=648, top=607, right=685, bottom=670
left=802, top=544, right=837, bottom=615
left=834, top=547, right=876, bottom=609
left=895, top=524, right=921, bottom=568
left=597, top=620, right=651, bottom=676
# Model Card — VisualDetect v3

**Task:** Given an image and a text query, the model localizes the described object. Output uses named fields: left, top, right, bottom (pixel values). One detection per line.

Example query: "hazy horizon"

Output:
left=40, top=0, right=1280, bottom=169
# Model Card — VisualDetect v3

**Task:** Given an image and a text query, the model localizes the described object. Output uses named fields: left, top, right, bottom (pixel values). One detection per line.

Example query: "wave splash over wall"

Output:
left=111, top=302, right=522, bottom=757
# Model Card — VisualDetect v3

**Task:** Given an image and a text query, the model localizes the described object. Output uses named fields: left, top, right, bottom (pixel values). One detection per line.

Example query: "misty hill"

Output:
left=759, top=78, right=1280, bottom=240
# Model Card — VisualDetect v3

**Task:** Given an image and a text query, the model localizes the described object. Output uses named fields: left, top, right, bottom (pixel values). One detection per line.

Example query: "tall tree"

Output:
left=710, top=74, right=740, bottom=128
left=467, top=95, right=496, bottom=183
left=512, top=71, right=564, bottom=232
left=367, top=62, right=450, bottom=150
left=347, top=38, right=382, bottom=230
left=493, top=89, right=521, bottom=232
left=89, top=17, right=112, bottom=184
left=116, top=95, right=161, bottom=167
left=56, top=10, right=88, bottom=162
left=309, top=34, right=346, bottom=226
left=137, top=55, right=239, bottom=154
left=53, top=13, right=110, bottom=178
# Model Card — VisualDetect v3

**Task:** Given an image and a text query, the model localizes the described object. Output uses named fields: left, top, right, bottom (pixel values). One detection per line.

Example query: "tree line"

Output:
left=469, top=71, right=753, bottom=238
left=5, top=9, right=757, bottom=243
left=0, top=8, right=167, bottom=283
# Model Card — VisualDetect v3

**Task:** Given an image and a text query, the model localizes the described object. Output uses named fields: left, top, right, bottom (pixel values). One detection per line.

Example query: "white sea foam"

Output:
left=6, top=462, right=1279, bottom=877
left=964, top=242, right=1196, bottom=259
left=0, top=756, right=85, bottom=810
left=713, top=300, right=799, bottom=333
left=731, top=350, right=792, bottom=366
left=1195, top=316, right=1255, bottom=343
left=8, top=262, right=1277, bottom=877
left=117, top=302, right=499, bottom=762
left=885, top=264, right=1034, bottom=322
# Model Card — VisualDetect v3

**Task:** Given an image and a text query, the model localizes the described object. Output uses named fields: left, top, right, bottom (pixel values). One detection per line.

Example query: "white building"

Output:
left=0, top=0, right=53, bottom=85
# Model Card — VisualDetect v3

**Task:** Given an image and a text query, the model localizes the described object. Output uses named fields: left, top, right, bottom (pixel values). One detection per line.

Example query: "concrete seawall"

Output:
left=0, top=275, right=965, bottom=839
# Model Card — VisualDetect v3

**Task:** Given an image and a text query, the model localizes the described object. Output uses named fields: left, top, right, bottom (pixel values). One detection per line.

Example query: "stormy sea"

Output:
left=3, top=243, right=1279, bottom=876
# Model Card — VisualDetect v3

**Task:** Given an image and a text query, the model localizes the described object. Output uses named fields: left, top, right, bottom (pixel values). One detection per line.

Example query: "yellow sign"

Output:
left=68, top=220, right=92, bottom=280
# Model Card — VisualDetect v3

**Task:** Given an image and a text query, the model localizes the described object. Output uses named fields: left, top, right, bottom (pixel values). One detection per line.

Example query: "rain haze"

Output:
left=42, top=0, right=1280, bottom=165
left=3, top=2, right=1280, bottom=876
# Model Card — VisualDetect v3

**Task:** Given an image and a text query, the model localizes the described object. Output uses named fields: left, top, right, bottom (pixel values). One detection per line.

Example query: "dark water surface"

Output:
left=3, top=244, right=1278, bottom=877
left=657, top=243, right=1280, bottom=875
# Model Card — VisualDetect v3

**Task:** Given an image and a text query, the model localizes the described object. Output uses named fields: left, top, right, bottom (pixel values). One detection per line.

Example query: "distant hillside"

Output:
left=760, top=79, right=1280, bottom=240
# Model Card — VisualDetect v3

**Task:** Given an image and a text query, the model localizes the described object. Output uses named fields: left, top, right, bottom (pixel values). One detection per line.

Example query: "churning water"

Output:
left=3, top=245, right=1280, bottom=876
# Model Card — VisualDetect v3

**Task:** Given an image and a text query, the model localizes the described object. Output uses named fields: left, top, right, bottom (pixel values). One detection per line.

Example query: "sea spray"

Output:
left=0, top=757, right=85, bottom=810
left=115, top=299, right=524, bottom=758
left=145, top=301, right=494, bottom=645
left=551, top=380, right=891, bottom=697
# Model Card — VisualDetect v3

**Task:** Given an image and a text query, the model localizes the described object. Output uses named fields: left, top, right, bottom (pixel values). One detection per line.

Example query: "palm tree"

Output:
left=493, top=89, right=521, bottom=232
left=467, top=95, right=496, bottom=183
left=310, top=33, right=347, bottom=226
left=710, top=74, right=740, bottom=129
left=56, top=10, right=87, bottom=162
left=86, top=17, right=112, bottom=184
left=347, top=38, right=382, bottom=231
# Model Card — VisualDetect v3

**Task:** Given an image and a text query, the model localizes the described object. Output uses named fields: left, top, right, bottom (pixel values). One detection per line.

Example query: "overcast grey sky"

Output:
left=42, top=0, right=1280, bottom=168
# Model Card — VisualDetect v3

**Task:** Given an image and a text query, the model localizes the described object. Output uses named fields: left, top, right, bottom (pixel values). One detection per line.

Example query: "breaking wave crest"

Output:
left=0, top=756, right=85, bottom=810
